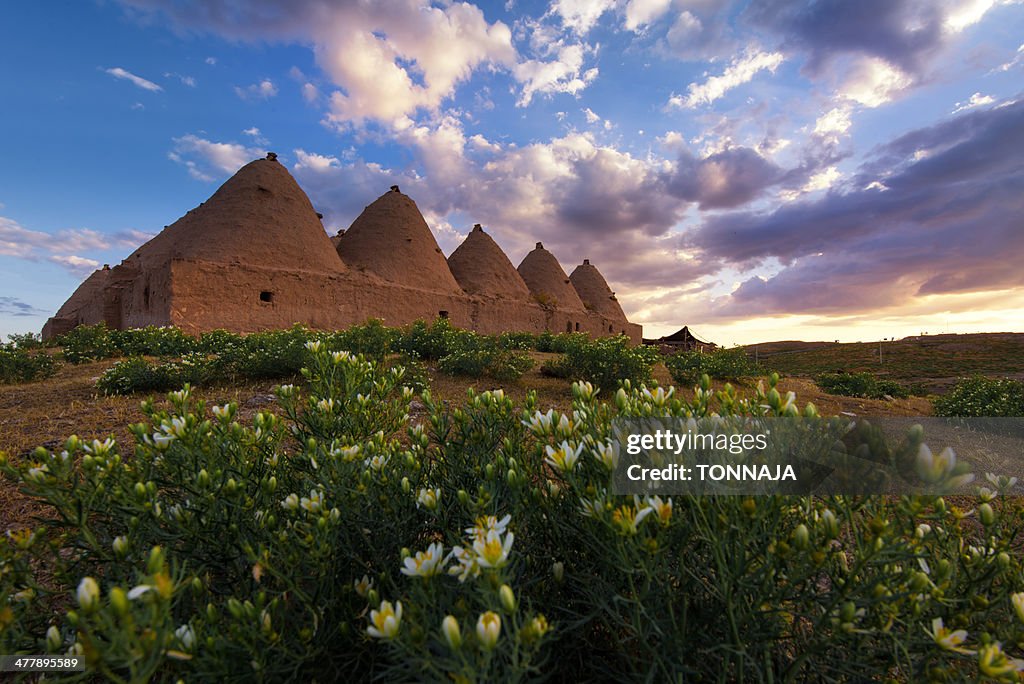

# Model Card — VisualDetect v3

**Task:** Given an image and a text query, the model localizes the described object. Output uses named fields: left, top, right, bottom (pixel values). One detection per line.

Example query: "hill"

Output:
left=747, top=332, right=1024, bottom=394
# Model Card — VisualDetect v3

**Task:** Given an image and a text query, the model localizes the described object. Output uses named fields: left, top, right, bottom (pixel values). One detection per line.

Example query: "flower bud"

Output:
left=441, top=615, right=461, bottom=650
left=109, top=586, right=129, bottom=616
left=476, top=611, right=501, bottom=650
left=499, top=584, right=517, bottom=613
left=979, top=503, right=995, bottom=526
left=76, top=577, right=100, bottom=613
left=112, top=535, right=129, bottom=559
left=552, top=561, right=565, bottom=583
left=793, top=524, right=810, bottom=550
left=147, top=546, right=165, bottom=575
left=46, top=625, right=62, bottom=652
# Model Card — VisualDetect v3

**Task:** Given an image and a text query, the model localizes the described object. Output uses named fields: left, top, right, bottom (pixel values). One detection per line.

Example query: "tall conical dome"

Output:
left=448, top=224, right=532, bottom=299
left=336, top=186, right=463, bottom=294
left=516, top=242, right=585, bottom=310
left=51, top=266, right=110, bottom=319
left=125, top=155, right=344, bottom=273
left=570, top=259, right=627, bottom=320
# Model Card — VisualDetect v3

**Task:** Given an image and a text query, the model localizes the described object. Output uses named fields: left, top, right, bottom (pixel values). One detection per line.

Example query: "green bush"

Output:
left=395, top=318, right=460, bottom=360
left=0, top=343, right=58, bottom=384
left=934, top=375, right=1024, bottom=417
left=816, top=371, right=910, bottom=400
left=111, top=327, right=198, bottom=358
left=327, top=318, right=398, bottom=361
left=7, top=332, right=44, bottom=349
left=540, top=334, right=658, bottom=393
left=665, top=346, right=763, bottom=386
left=56, top=323, right=119, bottom=364
left=496, top=331, right=537, bottom=351
left=438, top=347, right=534, bottom=382
left=3, top=354, right=1023, bottom=681
left=96, top=355, right=222, bottom=396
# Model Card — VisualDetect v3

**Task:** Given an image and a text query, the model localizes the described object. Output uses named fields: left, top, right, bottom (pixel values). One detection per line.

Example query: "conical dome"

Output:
left=126, top=155, right=344, bottom=273
left=570, top=259, right=627, bottom=320
left=516, top=242, right=585, bottom=310
left=448, top=224, right=532, bottom=299
left=52, top=266, right=110, bottom=318
left=336, top=187, right=463, bottom=294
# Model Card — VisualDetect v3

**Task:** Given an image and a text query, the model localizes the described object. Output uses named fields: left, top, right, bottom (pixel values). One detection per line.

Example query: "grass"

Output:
left=748, top=332, right=1024, bottom=394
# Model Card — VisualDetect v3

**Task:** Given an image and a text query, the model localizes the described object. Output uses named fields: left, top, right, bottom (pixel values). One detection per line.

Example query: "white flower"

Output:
left=26, top=464, right=49, bottom=483
left=545, top=441, right=582, bottom=473
left=593, top=441, right=619, bottom=470
left=76, top=577, right=100, bottom=612
left=465, top=514, right=511, bottom=541
left=473, top=530, right=514, bottom=569
left=525, top=409, right=555, bottom=434
left=915, top=444, right=974, bottom=488
left=316, top=398, right=335, bottom=412
left=126, top=584, right=154, bottom=600
left=365, top=454, right=389, bottom=471
left=354, top=575, right=373, bottom=598
left=281, top=493, right=299, bottom=511
left=304, top=340, right=323, bottom=353
left=367, top=600, right=402, bottom=639
left=112, top=535, right=129, bottom=556
left=400, top=542, right=445, bottom=578
left=300, top=489, right=324, bottom=514
left=446, top=546, right=480, bottom=583
left=925, top=617, right=973, bottom=654
left=476, top=611, right=501, bottom=650
left=579, top=498, right=603, bottom=519
left=211, top=404, right=231, bottom=420
left=417, top=487, right=440, bottom=511
left=174, top=624, right=196, bottom=651
left=642, top=495, right=673, bottom=524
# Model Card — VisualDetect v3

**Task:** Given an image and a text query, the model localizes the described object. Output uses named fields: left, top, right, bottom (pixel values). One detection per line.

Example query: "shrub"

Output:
left=221, top=326, right=312, bottom=380
left=7, top=332, right=44, bottom=349
left=541, top=334, right=659, bottom=393
left=439, top=347, right=534, bottom=382
left=56, top=323, right=119, bottom=364
left=96, top=354, right=222, bottom=396
left=2, top=357, right=1023, bottom=681
left=395, top=318, right=460, bottom=360
left=934, top=375, right=1024, bottom=417
left=665, top=346, right=764, bottom=386
left=816, top=371, right=910, bottom=400
left=327, top=318, right=398, bottom=360
left=111, top=326, right=198, bottom=358
left=497, top=331, right=537, bottom=351
left=0, top=344, right=58, bottom=384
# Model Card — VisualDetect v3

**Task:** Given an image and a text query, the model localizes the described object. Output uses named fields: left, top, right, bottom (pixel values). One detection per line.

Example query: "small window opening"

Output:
left=609, top=324, right=614, bottom=333
left=260, top=291, right=274, bottom=303
left=565, top=321, right=572, bottom=332
left=574, top=322, right=580, bottom=331
left=438, top=310, right=449, bottom=319
left=143, top=286, right=150, bottom=310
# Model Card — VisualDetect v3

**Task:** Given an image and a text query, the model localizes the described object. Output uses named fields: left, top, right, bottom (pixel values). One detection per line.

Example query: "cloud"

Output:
left=668, top=49, right=784, bottom=109
left=205, top=56, right=216, bottom=65
left=0, top=216, right=151, bottom=276
left=301, top=82, right=320, bottom=103
left=665, top=146, right=784, bottom=209
left=836, top=56, right=913, bottom=107
left=242, top=126, right=269, bottom=144
left=687, top=96, right=1024, bottom=317
left=169, top=134, right=264, bottom=181
left=104, top=67, right=162, bottom=91
left=48, top=255, right=102, bottom=277
left=165, top=72, right=196, bottom=87
left=549, top=0, right=616, bottom=34
left=583, top=107, right=600, bottom=124
left=0, top=297, right=46, bottom=318
left=624, top=0, right=672, bottom=32
left=118, top=0, right=604, bottom=125
left=952, top=91, right=995, bottom=113
left=235, top=79, right=278, bottom=100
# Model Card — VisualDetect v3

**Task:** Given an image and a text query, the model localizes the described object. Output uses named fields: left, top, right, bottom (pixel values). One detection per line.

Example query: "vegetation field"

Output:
left=0, top=323, right=1020, bottom=681
left=749, top=332, right=1024, bottom=394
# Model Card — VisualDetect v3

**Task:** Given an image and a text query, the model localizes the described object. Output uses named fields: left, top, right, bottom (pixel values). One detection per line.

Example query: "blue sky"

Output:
left=1, top=0, right=1023, bottom=344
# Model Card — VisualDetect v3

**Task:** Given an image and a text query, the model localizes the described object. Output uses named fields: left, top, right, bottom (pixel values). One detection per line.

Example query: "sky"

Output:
left=1, top=0, right=1022, bottom=345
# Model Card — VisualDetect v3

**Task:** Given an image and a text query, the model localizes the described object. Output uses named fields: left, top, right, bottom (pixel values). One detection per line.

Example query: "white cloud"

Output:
left=242, top=126, right=270, bottom=145
left=943, top=0, right=997, bottom=33
left=513, top=43, right=597, bottom=106
left=169, top=134, right=264, bottom=181
left=235, top=79, right=278, bottom=100
left=549, top=0, right=617, bottom=34
left=583, top=107, right=601, bottom=124
left=952, top=92, right=995, bottom=113
left=301, top=82, right=320, bottom=103
left=814, top=107, right=852, bottom=137
left=995, top=43, right=1024, bottom=72
left=104, top=67, right=162, bottom=92
left=317, top=2, right=516, bottom=127
left=165, top=72, right=196, bottom=87
left=837, top=56, right=912, bottom=107
left=669, top=49, right=784, bottom=109
left=49, top=255, right=101, bottom=277
left=293, top=149, right=341, bottom=173
left=205, top=57, right=217, bottom=65
left=624, top=0, right=672, bottom=31
left=0, top=216, right=151, bottom=275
